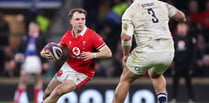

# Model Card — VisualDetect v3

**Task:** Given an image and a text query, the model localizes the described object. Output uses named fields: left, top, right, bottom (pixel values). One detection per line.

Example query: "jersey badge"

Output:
left=72, top=47, right=81, bottom=56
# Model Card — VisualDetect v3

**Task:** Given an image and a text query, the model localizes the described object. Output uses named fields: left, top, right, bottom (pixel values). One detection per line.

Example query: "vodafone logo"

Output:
left=72, top=47, right=81, bottom=56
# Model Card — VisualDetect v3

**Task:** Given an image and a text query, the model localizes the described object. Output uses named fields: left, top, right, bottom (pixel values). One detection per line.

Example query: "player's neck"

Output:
left=72, top=30, right=82, bottom=38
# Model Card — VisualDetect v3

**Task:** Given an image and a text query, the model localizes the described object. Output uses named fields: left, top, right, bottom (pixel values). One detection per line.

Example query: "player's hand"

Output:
left=122, top=55, right=129, bottom=68
left=81, top=52, right=95, bottom=61
left=40, top=48, right=53, bottom=59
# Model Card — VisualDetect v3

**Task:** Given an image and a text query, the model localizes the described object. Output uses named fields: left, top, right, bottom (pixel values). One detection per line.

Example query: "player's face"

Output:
left=70, top=12, right=86, bottom=32
left=29, top=22, right=39, bottom=37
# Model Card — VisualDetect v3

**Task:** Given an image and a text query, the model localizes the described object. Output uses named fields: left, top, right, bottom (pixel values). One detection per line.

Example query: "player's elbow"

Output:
left=178, top=11, right=186, bottom=22
left=106, top=47, right=112, bottom=58
left=172, top=10, right=186, bottom=22
left=101, top=45, right=112, bottom=58
left=108, top=50, right=112, bottom=57
left=121, top=34, right=132, bottom=41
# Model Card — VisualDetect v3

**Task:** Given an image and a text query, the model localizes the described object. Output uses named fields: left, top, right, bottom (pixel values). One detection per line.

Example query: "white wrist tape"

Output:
left=121, top=39, right=132, bottom=46
left=92, top=53, right=97, bottom=58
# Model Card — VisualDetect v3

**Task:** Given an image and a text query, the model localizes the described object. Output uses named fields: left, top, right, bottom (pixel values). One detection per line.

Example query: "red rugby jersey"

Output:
left=60, top=28, right=105, bottom=77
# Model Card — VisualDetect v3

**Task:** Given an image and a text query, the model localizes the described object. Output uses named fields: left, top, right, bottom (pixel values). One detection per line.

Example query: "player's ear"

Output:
left=69, top=19, right=72, bottom=25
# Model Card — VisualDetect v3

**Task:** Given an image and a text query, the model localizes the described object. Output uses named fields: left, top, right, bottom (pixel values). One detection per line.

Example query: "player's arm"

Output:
left=81, top=44, right=112, bottom=61
left=40, top=45, right=53, bottom=59
left=57, top=42, right=67, bottom=50
left=121, top=19, right=134, bottom=56
left=121, top=19, right=134, bottom=67
left=167, top=3, right=186, bottom=22
left=95, top=44, right=112, bottom=58
left=121, top=35, right=132, bottom=67
left=121, top=34, right=132, bottom=56
left=171, top=10, right=186, bottom=22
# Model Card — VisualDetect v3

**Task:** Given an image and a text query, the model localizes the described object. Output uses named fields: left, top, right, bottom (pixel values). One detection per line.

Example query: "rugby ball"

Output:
left=44, top=42, right=63, bottom=60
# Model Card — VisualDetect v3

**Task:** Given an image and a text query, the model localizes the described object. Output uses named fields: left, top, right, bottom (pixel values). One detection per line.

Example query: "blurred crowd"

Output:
left=1, top=0, right=209, bottom=78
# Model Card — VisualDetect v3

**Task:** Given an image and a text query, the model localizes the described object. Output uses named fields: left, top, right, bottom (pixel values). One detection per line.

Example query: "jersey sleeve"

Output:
left=60, top=32, right=68, bottom=46
left=91, top=32, right=105, bottom=50
left=121, top=19, right=134, bottom=38
left=121, top=7, right=134, bottom=37
left=167, top=3, right=177, bottom=18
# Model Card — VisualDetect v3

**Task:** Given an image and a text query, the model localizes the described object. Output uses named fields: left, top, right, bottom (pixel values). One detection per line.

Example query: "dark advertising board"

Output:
left=0, top=78, right=209, bottom=103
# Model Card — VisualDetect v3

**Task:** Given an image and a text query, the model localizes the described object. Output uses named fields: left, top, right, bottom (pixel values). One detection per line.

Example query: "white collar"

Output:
left=75, top=26, right=87, bottom=36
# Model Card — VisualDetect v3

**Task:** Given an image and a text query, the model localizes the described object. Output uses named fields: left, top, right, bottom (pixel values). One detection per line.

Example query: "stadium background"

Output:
left=0, top=0, right=209, bottom=103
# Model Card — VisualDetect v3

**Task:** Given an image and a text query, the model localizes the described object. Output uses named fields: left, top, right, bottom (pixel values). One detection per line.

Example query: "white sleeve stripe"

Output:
left=96, top=43, right=105, bottom=50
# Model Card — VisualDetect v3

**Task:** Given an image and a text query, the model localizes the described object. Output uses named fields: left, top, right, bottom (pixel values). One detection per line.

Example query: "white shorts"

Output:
left=126, top=39, right=174, bottom=75
left=55, top=62, right=91, bottom=88
left=21, top=56, right=41, bottom=74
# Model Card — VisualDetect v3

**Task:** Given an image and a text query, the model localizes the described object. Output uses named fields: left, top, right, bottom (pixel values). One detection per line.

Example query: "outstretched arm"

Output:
left=81, top=44, right=112, bottom=61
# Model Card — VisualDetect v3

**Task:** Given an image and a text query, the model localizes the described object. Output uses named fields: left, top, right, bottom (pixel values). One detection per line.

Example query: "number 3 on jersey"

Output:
left=147, top=8, right=159, bottom=23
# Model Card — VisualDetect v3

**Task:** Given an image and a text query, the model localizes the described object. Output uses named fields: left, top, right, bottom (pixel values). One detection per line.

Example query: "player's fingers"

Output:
left=82, top=55, right=90, bottom=61
left=42, top=52, right=53, bottom=59
left=82, top=55, right=91, bottom=61
left=83, top=58, right=88, bottom=61
left=81, top=52, right=91, bottom=58
left=81, top=52, right=88, bottom=56
left=40, top=49, right=46, bottom=56
left=80, top=54, right=86, bottom=58
left=46, top=55, right=53, bottom=59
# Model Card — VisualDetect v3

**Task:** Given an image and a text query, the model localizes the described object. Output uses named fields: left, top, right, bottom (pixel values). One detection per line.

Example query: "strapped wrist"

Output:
left=121, top=39, right=132, bottom=46
left=92, top=53, right=97, bottom=58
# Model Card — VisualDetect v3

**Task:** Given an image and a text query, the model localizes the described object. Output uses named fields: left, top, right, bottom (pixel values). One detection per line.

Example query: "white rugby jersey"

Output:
left=121, top=0, right=177, bottom=45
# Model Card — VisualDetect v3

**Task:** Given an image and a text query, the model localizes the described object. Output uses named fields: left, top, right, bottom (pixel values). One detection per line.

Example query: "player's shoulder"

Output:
left=157, top=0, right=166, bottom=4
left=122, top=6, right=135, bottom=20
left=157, top=0, right=176, bottom=9
left=85, top=28, right=103, bottom=41
left=86, top=28, right=98, bottom=36
left=61, top=29, right=73, bottom=41
left=63, top=29, right=72, bottom=36
left=66, top=29, right=72, bottom=34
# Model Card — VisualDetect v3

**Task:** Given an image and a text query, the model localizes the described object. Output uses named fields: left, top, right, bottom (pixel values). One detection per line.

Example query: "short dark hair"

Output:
left=68, top=8, right=87, bottom=20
